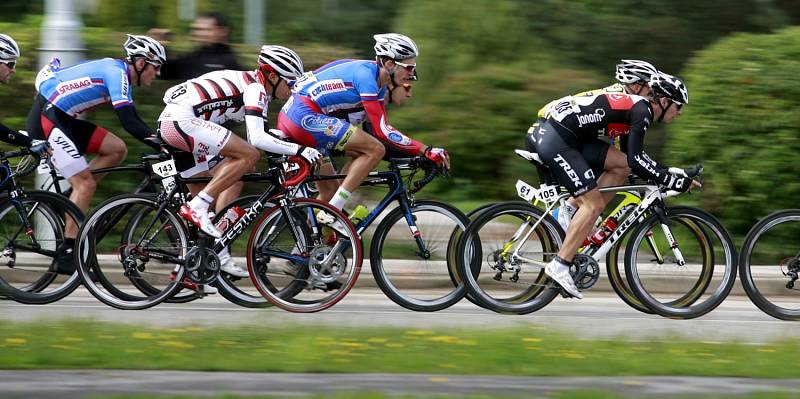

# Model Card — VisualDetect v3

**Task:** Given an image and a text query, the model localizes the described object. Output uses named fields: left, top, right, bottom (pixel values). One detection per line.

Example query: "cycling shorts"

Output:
left=277, top=95, right=356, bottom=156
left=157, top=116, right=231, bottom=178
left=27, top=95, right=109, bottom=178
left=526, top=120, right=610, bottom=197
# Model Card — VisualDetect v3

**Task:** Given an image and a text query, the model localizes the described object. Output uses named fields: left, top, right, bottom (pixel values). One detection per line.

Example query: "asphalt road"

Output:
left=3, top=289, right=799, bottom=398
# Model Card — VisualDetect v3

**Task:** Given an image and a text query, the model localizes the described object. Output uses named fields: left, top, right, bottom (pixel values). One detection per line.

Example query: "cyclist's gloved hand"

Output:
left=28, top=139, right=51, bottom=156
left=665, top=173, right=692, bottom=192
left=142, top=135, right=163, bottom=151
left=424, top=146, right=450, bottom=170
left=297, top=146, right=322, bottom=164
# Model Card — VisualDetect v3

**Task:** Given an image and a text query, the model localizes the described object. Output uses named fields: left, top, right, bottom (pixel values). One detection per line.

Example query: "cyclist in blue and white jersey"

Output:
left=26, top=34, right=166, bottom=274
left=278, top=33, right=449, bottom=212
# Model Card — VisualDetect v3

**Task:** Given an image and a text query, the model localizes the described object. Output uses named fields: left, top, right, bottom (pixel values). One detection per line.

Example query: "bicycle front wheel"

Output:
left=247, top=198, right=362, bottom=312
left=0, top=191, right=84, bottom=304
left=76, top=194, right=188, bottom=310
left=370, top=200, right=469, bottom=312
left=739, top=209, right=800, bottom=320
left=455, top=201, right=562, bottom=314
left=625, top=206, right=737, bottom=319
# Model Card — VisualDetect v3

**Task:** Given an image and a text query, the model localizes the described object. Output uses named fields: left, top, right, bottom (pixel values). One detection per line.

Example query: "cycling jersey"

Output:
left=537, top=83, right=625, bottom=119
left=278, top=59, right=423, bottom=156
left=158, top=69, right=301, bottom=176
left=530, top=92, right=678, bottom=193
left=36, top=58, right=134, bottom=116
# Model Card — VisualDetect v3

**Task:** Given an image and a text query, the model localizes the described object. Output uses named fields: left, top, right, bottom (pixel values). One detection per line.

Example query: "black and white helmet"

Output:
left=374, top=33, right=419, bottom=60
left=258, top=45, right=304, bottom=78
left=0, top=34, right=20, bottom=61
left=650, top=72, right=689, bottom=104
left=615, top=59, right=658, bottom=85
left=123, top=34, right=166, bottom=64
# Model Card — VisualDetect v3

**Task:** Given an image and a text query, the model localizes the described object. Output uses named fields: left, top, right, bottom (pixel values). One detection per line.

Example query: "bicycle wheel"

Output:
left=625, top=206, right=736, bottom=318
left=739, top=209, right=800, bottom=320
left=247, top=198, right=362, bottom=312
left=76, top=194, right=187, bottom=310
left=0, top=191, right=84, bottom=304
left=456, top=201, right=562, bottom=314
left=370, top=200, right=469, bottom=311
left=212, top=195, right=276, bottom=308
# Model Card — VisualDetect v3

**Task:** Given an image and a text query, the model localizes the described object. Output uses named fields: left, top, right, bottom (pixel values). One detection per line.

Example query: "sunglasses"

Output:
left=671, top=100, right=683, bottom=111
left=1, top=61, right=16, bottom=69
left=145, top=60, right=162, bottom=71
left=394, top=60, right=416, bottom=73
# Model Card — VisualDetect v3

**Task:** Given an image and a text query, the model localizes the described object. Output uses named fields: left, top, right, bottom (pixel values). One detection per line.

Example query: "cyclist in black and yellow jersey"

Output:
left=536, top=60, right=659, bottom=232
left=0, top=34, right=49, bottom=153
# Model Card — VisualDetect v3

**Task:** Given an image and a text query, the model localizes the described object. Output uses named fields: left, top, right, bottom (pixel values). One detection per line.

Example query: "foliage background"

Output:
left=2, top=0, right=800, bottom=238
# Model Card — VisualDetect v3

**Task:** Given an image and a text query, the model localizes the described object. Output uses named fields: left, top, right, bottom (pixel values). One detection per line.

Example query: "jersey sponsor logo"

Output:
left=52, top=135, right=81, bottom=159
left=192, top=97, right=244, bottom=116
left=554, top=153, right=582, bottom=188
left=309, top=79, right=348, bottom=99
left=120, top=69, right=129, bottom=98
left=300, top=114, right=342, bottom=135
left=577, top=108, right=606, bottom=127
left=388, top=132, right=411, bottom=145
left=606, top=93, right=634, bottom=110
left=56, top=77, right=93, bottom=95
left=196, top=142, right=210, bottom=163
left=606, top=123, right=630, bottom=138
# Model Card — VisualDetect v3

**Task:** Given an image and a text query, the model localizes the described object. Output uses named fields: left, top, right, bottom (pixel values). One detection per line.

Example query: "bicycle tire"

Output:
left=739, top=209, right=800, bottom=321
left=370, top=200, right=469, bottom=311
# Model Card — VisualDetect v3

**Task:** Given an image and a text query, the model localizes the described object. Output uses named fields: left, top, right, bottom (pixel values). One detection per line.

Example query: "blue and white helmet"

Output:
left=374, top=33, right=419, bottom=60
left=123, top=34, right=166, bottom=64
left=0, top=34, right=20, bottom=61
left=650, top=72, right=689, bottom=104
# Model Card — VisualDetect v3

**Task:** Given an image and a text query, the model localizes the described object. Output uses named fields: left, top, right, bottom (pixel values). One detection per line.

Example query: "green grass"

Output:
left=1, top=321, right=798, bottom=378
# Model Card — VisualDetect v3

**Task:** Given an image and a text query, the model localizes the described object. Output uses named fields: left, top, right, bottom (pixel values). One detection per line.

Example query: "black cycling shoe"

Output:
left=54, top=250, right=76, bottom=275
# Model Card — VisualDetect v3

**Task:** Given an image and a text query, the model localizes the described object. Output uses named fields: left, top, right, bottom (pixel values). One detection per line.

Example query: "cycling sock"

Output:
left=561, top=202, right=577, bottom=219
left=189, top=190, right=215, bottom=212
left=553, top=255, right=572, bottom=268
left=329, top=187, right=351, bottom=210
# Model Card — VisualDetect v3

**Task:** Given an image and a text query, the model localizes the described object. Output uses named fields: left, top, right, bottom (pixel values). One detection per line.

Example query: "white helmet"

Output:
left=615, top=59, right=658, bottom=85
left=258, top=45, right=304, bottom=78
left=374, top=33, right=419, bottom=60
left=123, top=34, right=166, bottom=64
left=0, top=34, right=20, bottom=61
left=650, top=72, right=689, bottom=104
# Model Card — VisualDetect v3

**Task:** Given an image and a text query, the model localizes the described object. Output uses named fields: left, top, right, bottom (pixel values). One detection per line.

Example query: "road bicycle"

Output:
left=74, top=154, right=362, bottom=312
left=455, top=149, right=737, bottom=318
left=0, top=148, right=84, bottom=304
left=739, top=209, right=800, bottom=320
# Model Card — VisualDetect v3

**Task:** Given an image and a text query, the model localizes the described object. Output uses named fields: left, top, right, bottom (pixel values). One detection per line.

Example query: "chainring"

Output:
left=571, top=253, right=600, bottom=290
left=184, top=246, right=221, bottom=285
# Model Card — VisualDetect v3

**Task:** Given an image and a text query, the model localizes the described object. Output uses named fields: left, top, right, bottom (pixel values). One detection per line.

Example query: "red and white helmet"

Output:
left=258, top=45, right=304, bottom=79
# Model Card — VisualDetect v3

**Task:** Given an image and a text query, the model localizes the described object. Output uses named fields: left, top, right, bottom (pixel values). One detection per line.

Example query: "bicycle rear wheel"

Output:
left=247, top=198, right=362, bottom=312
left=370, top=200, right=469, bottom=311
left=456, top=201, right=562, bottom=314
left=739, top=209, right=800, bottom=320
left=0, top=191, right=84, bottom=304
left=76, top=194, right=187, bottom=310
left=625, top=206, right=736, bottom=318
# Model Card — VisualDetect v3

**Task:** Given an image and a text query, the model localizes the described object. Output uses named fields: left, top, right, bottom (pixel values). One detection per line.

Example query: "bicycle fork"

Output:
left=654, top=208, right=686, bottom=266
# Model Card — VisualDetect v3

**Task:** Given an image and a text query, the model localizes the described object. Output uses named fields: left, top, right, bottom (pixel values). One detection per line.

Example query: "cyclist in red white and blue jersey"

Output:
left=25, top=34, right=166, bottom=275
left=278, top=33, right=449, bottom=212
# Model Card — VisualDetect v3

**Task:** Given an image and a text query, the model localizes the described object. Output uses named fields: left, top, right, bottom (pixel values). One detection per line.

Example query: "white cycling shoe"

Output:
left=544, top=259, right=583, bottom=299
left=220, top=257, right=249, bottom=278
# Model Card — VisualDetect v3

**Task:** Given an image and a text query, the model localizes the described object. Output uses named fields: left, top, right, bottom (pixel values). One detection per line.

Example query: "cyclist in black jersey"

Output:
left=527, top=72, right=701, bottom=298
left=0, top=34, right=49, bottom=154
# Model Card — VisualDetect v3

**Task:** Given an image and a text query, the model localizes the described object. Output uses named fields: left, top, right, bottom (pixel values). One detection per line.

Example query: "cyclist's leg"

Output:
left=333, top=129, right=384, bottom=209
left=86, top=129, right=127, bottom=182
left=315, top=157, right=341, bottom=202
left=584, top=139, right=629, bottom=204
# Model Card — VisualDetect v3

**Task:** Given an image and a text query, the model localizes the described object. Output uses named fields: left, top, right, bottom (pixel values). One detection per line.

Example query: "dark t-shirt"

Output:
left=159, top=43, right=242, bottom=81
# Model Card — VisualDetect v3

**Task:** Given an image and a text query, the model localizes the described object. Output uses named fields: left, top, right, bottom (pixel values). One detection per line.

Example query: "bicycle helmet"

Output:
left=0, top=34, right=20, bottom=61
left=258, top=45, right=304, bottom=78
left=615, top=59, right=658, bottom=85
left=650, top=72, right=689, bottom=104
left=123, top=34, right=167, bottom=65
left=374, top=33, right=419, bottom=60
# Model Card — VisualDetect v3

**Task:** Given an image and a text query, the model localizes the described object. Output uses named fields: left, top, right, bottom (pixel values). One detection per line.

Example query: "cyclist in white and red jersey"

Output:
left=278, top=33, right=449, bottom=212
left=26, top=34, right=166, bottom=274
left=158, top=45, right=322, bottom=248
left=527, top=72, right=701, bottom=298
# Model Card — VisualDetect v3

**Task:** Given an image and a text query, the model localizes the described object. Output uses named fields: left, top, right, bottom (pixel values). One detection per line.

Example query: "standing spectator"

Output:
left=152, top=12, right=242, bottom=80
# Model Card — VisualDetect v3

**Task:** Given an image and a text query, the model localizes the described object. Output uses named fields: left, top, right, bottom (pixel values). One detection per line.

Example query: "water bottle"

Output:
left=350, top=204, right=369, bottom=226
left=214, top=206, right=245, bottom=233
left=590, top=216, right=618, bottom=246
